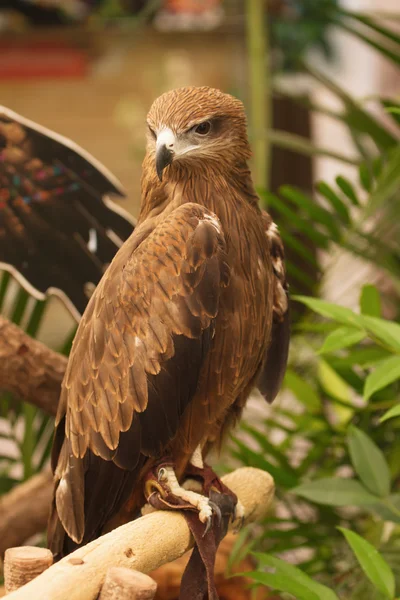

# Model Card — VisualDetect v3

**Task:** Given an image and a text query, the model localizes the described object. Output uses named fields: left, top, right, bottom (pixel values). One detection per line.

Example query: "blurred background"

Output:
left=0, top=1, right=400, bottom=599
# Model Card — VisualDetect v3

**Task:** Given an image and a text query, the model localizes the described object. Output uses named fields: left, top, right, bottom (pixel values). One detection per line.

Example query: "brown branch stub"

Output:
left=0, top=315, right=66, bottom=416
left=0, top=469, right=53, bottom=557
left=99, top=568, right=157, bottom=600
left=4, top=546, right=53, bottom=594
left=5, top=467, right=275, bottom=600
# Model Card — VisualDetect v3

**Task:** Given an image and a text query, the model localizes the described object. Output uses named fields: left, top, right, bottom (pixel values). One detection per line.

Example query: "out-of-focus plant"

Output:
left=246, top=0, right=400, bottom=297
left=230, top=288, right=400, bottom=598
left=0, top=283, right=76, bottom=493
left=269, top=0, right=340, bottom=71
left=230, top=3, right=400, bottom=596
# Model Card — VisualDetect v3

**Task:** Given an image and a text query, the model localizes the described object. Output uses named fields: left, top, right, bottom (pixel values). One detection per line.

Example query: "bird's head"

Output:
left=146, top=86, right=251, bottom=181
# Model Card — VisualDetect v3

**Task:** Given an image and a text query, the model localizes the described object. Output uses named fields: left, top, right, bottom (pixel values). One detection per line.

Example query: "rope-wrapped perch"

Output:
left=5, top=467, right=274, bottom=600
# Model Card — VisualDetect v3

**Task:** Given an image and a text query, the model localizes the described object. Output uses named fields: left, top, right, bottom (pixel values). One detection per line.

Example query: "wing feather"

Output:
left=50, top=202, right=228, bottom=553
left=0, top=106, right=135, bottom=319
left=257, top=213, right=290, bottom=403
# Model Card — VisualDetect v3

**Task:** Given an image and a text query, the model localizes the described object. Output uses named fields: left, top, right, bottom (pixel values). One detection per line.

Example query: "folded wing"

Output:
left=49, top=202, right=230, bottom=554
left=257, top=213, right=290, bottom=403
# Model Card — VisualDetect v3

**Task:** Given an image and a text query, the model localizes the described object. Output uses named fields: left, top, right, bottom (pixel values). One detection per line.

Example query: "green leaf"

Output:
left=11, top=288, right=29, bottom=326
left=369, top=494, right=400, bottom=523
left=360, top=285, right=381, bottom=317
left=303, top=61, right=397, bottom=150
left=267, top=192, right=330, bottom=249
left=364, top=356, right=400, bottom=400
left=279, top=230, right=319, bottom=269
left=333, top=346, right=391, bottom=369
left=381, top=404, right=400, bottom=423
left=339, top=528, right=395, bottom=599
left=337, top=19, right=400, bottom=67
left=292, top=478, right=380, bottom=507
left=319, top=327, right=365, bottom=354
left=0, top=271, right=11, bottom=312
left=0, top=476, right=19, bottom=494
left=294, top=296, right=363, bottom=328
left=365, top=146, right=400, bottom=216
left=268, top=129, right=360, bottom=166
left=382, top=99, right=400, bottom=127
left=317, top=181, right=350, bottom=224
left=226, top=527, right=254, bottom=574
left=336, top=175, right=360, bottom=206
left=318, top=359, right=352, bottom=405
left=339, top=10, right=400, bottom=48
left=242, top=570, right=320, bottom=600
left=347, top=426, right=391, bottom=497
left=359, top=163, right=373, bottom=192
left=358, top=315, right=400, bottom=353
left=231, top=438, right=299, bottom=488
left=250, top=554, right=339, bottom=600
left=284, top=370, right=321, bottom=412
left=279, top=185, right=342, bottom=240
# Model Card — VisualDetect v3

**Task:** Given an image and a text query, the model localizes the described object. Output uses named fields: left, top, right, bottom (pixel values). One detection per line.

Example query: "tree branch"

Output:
left=5, top=467, right=275, bottom=600
left=0, top=315, right=66, bottom=416
left=0, top=468, right=53, bottom=556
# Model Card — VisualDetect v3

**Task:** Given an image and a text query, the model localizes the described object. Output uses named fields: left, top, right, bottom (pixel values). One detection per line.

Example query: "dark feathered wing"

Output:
left=257, top=213, right=290, bottom=403
left=0, top=106, right=135, bottom=319
left=48, top=202, right=229, bottom=555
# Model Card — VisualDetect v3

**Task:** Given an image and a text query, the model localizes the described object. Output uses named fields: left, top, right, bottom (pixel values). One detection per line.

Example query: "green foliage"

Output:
left=245, top=553, right=340, bottom=600
left=269, top=0, right=340, bottom=71
left=233, top=286, right=400, bottom=597
left=292, top=478, right=380, bottom=507
left=347, top=426, right=391, bottom=497
left=243, top=539, right=395, bottom=600
left=339, top=528, right=396, bottom=599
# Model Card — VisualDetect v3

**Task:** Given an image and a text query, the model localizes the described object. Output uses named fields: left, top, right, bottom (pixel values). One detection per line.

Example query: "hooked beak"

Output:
left=155, top=128, right=175, bottom=181
left=156, top=144, right=174, bottom=181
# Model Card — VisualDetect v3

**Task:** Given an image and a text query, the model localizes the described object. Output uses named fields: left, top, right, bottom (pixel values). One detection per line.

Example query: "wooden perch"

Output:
left=4, top=547, right=53, bottom=594
left=5, top=467, right=274, bottom=600
left=99, top=568, right=157, bottom=600
left=0, top=468, right=53, bottom=557
left=0, top=315, right=66, bottom=416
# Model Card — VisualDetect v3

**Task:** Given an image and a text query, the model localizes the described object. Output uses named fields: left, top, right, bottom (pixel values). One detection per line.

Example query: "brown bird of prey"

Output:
left=48, top=87, right=289, bottom=563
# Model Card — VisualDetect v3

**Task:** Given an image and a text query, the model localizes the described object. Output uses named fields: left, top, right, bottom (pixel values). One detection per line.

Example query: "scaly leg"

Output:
left=157, top=464, right=218, bottom=528
left=183, top=444, right=245, bottom=531
left=144, top=445, right=244, bottom=532
left=142, top=445, right=220, bottom=530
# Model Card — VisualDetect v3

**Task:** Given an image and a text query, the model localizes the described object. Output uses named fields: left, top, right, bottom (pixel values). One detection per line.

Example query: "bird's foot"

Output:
left=144, top=462, right=221, bottom=536
left=183, top=461, right=241, bottom=531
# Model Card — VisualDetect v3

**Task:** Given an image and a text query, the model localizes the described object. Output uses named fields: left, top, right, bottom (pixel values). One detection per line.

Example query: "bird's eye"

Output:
left=193, top=121, right=211, bottom=135
left=148, top=126, right=157, bottom=140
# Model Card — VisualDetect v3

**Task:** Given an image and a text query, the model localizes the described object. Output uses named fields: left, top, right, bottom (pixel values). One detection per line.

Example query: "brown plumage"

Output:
left=48, top=86, right=289, bottom=557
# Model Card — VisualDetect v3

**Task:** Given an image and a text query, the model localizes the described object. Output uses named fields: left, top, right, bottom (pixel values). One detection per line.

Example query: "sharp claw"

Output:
left=208, top=501, right=222, bottom=526
left=158, top=467, right=167, bottom=482
left=201, top=501, right=222, bottom=537
left=202, top=515, right=212, bottom=538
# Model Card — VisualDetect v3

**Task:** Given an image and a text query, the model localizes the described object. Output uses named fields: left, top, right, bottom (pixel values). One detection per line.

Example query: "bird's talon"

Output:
left=202, top=515, right=212, bottom=537
left=208, top=500, right=222, bottom=526
left=158, top=467, right=167, bottom=482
